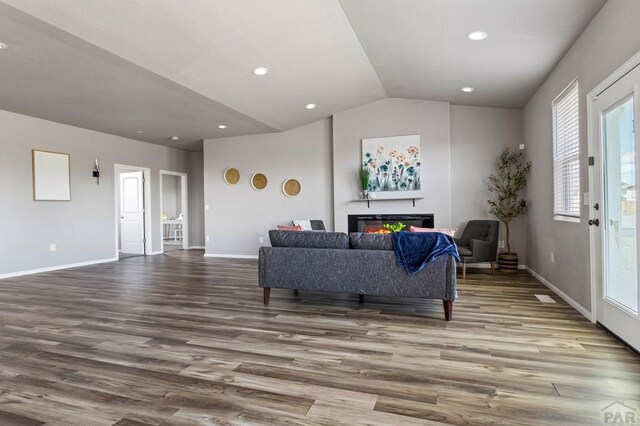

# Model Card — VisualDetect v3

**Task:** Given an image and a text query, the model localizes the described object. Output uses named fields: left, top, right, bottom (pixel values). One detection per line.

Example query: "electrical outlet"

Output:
left=259, top=236, right=264, bottom=244
left=550, top=251, right=555, bottom=263
left=519, top=144, right=525, bottom=150
left=205, top=235, right=210, bottom=242
left=50, top=243, right=56, bottom=252
left=498, top=240, right=504, bottom=249
left=204, top=204, right=210, bottom=211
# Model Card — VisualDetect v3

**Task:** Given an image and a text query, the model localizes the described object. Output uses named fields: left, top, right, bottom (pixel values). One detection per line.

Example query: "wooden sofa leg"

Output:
left=263, top=288, right=271, bottom=305
left=443, top=300, right=453, bottom=321
left=462, top=263, right=466, bottom=279
left=490, top=261, right=496, bottom=275
left=359, top=294, right=364, bottom=303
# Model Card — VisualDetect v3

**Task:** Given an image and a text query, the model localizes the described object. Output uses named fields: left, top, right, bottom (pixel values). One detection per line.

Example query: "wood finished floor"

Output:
left=0, top=250, right=638, bottom=425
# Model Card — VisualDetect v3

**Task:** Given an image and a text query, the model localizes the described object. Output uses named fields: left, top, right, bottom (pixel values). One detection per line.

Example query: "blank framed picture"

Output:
left=32, top=149, right=71, bottom=201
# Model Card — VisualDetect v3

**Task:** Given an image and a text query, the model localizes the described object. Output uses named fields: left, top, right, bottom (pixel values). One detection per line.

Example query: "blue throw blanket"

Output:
left=392, top=231, right=460, bottom=275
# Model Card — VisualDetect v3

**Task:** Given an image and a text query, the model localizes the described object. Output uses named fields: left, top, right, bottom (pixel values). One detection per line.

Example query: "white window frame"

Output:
left=552, top=78, right=581, bottom=223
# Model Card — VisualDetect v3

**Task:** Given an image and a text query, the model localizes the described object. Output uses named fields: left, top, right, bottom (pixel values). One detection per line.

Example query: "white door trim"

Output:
left=114, top=164, right=152, bottom=258
left=587, top=49, right=640, bottom=324
left=159, top=170, right=189, bottom=252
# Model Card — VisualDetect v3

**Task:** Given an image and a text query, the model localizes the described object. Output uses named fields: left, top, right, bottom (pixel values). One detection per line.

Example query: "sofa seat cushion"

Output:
left=269, top=230, right=349, bottom=249
left=349, top=232, right=393, bottom=251
left=458, top=247, right=473, bottom=257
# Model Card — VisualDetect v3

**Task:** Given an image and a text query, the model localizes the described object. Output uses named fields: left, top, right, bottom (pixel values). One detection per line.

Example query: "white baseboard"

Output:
left=189, top=246, right=205, bottom=249
left=458, top=262, right=525, bottom=270
left=148, top=251, right=164, bottom=256
left=0, top=257, right=118, bottom=280
left=525, top=266, right=592, bottom=320
left=204, top=253, right=259, bottom=259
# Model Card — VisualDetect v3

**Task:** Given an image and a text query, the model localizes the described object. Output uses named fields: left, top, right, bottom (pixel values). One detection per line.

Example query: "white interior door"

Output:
left=591, top=65, right=640, bottom=351
left=120, top=171, right=145, bottom=255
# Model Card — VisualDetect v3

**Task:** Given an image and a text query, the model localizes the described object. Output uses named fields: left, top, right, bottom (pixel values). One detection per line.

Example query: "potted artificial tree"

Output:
left=487, top=147, right=532, bottom=273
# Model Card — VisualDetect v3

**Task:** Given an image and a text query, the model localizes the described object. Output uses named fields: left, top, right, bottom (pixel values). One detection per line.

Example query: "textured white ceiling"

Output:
left=0, top=3, right=274, bottom=151
left=339, top=0, right=606, bottom=108
left=0, top=0, right=606, bottom=150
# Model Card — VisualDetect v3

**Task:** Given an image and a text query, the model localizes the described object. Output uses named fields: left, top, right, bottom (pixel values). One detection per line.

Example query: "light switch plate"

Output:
left=583, top=192, right=589, bottom=205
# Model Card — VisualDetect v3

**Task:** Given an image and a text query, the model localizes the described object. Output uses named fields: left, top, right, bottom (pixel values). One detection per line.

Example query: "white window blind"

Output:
left=552, top=80, right=580, bottom=221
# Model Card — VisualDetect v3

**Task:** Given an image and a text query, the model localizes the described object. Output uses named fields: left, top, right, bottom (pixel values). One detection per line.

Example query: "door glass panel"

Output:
left=603, top=96, right=638, bottom=313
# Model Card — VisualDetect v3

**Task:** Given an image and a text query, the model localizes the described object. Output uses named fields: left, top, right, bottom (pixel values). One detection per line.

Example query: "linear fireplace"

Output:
left=348, top=214, right=434, bottom=234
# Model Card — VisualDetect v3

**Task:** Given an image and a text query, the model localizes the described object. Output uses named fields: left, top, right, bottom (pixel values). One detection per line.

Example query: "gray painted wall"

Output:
left=203, top=119, right=333, bottom=256
left=0, top=109, right=203, bottom=276
left=332, top=98, right=452, bottom=231
left=523, top=0, right=640, bottom=310
left=187, top=151, right=205, bottom=248
left=450, top=105, right=526, bottom=262
left=201, top=99, right=525, bottom=257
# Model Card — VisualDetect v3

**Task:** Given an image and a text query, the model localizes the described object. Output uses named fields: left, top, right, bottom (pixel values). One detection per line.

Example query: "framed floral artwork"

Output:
left=362, top=135, right=421, bottom=199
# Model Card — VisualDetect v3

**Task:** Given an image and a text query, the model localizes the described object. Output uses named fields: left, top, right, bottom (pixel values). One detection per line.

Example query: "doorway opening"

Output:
left=115, top=164, right=152, bottom=259
left=160, top=171, right=189, bottom=253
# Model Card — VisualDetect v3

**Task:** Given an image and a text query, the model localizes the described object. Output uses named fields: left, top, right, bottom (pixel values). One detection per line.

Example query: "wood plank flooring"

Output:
left=0, top=250, right=638, bottom=425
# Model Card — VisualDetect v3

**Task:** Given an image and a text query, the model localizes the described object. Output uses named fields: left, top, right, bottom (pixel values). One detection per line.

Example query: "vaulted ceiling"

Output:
left=0, top=0, right=606, bottom=151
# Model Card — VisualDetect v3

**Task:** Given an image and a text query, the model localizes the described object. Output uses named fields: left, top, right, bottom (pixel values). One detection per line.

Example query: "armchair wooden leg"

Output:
left=443, top=300, right=453, bottom=321
left=462, top=263, right=466, bottom=279
left=490, top=261, right=496, bottom=275
left=263, top=288, right=271, bottom=305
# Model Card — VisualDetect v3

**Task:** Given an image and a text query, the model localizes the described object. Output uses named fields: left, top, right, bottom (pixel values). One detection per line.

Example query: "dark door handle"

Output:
left=588, top=219, right=600, bottom=226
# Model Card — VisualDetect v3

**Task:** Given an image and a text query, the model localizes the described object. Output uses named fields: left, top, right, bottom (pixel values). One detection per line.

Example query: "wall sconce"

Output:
left=93, top=159, right=100, bottom=185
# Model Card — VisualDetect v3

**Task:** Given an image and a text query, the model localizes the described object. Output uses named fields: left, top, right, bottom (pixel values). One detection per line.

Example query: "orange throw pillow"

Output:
left=277, top=225, right=303, bottom=231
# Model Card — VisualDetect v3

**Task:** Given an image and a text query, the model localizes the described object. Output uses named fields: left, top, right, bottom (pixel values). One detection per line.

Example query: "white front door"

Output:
left=591, top=65, right=640, bottom=352
left=120, top=171, right=145, bottom=255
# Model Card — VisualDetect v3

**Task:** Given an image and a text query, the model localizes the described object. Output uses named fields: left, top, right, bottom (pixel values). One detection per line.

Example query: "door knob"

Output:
left=588, top=218, right=600, bottom=226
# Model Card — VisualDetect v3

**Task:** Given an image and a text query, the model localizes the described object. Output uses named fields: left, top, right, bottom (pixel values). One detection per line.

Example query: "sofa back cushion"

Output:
left=349, top=232, right=393, bottom=251
left=269, top=230, right=349, bottom=249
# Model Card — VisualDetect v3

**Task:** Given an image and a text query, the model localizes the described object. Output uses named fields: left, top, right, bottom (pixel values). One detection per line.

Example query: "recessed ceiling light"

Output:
left=136, top=130, right=144, bottom=134
left=466, top=31, right=488, bottom=41
left=252, top=67, right=268, bottom=76
left=0, top=43, right=7, bottom=49
left=461, top=87, right=475, bottom=93
left=305, top=103, right=317, bottom=110
left=170, top=136, right=180, bottom=141
left=218, top=124, right=227, bottom=129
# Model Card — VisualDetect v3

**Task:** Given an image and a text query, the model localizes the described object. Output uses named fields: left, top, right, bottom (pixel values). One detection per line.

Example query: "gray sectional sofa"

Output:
left=258, top=230, right=458, bottom=320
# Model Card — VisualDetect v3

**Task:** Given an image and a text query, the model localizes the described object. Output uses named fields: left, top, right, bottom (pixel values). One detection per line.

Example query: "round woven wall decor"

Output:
left=282, top=179, right=301, bottom=197
left=251, top=173, right=268, bottom=190
left=223, top=167, right=240, bottom=185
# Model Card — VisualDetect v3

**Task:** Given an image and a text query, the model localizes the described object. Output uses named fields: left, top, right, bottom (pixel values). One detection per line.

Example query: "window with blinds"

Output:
left=552, top=80, right=580, bottom=221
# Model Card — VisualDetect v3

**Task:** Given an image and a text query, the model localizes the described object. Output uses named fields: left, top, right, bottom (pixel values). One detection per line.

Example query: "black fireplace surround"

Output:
left=348, top=214, right=435, bottom=234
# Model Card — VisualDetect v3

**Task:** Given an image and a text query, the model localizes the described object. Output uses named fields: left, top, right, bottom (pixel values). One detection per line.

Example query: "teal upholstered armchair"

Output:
left=454, top=220, right=499, bottom=279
